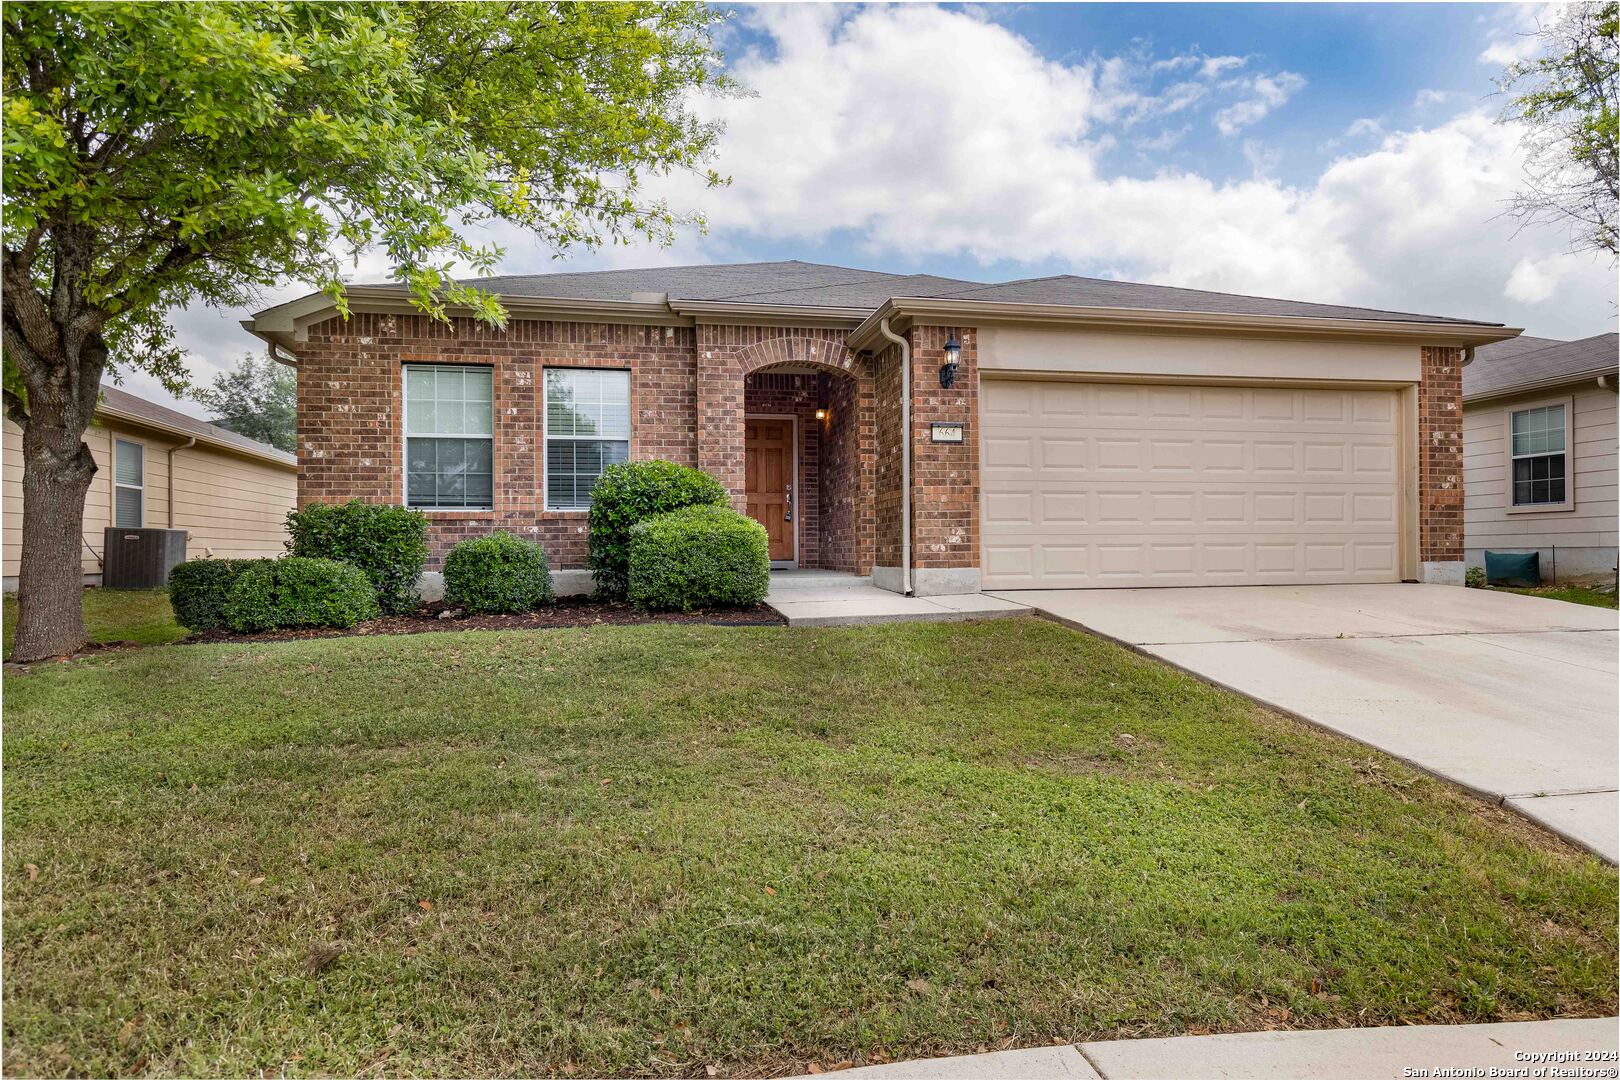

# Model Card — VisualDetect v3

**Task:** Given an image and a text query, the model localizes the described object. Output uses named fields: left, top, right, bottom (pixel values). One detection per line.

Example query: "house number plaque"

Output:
left=930, top=422, right=965, bottom=443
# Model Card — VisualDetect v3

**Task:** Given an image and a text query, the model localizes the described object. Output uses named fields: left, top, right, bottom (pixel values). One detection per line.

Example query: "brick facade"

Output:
left=1419, top=345, right=1465, bottom=566
left=296, top=313, right=874, bottom=572
left=295, top=309, right=1466, bottom=587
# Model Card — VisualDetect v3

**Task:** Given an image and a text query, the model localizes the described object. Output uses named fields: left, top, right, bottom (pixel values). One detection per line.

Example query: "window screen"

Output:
left=113, top=439, right=144, bottom=527
left=545, top=368, right=630, bottom=510
left=404, top=365, right=494, bottom=510
left=1510, top=404, right=1568, bottom=506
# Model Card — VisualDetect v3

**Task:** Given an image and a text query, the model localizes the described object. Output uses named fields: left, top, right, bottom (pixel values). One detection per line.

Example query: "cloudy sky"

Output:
left=138, top=2, right=1618, bottom=418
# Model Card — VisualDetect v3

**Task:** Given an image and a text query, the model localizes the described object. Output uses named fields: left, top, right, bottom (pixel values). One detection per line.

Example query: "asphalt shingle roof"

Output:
left=99, top=384, right=296, bottom=466
left=1464, top=333, right=1619, bottom=400
left=363, top=260, right=1500, bottom=326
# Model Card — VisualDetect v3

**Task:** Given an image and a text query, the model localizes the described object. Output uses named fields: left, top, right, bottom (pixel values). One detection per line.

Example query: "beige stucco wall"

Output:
left=3, top=414, right=297, bottom=586
left=1463, top=381, right=1618, bottom=582
left=975, top=324, right=1423, bottom=384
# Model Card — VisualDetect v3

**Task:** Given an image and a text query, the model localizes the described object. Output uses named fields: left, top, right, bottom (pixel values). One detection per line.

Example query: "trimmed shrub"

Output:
left=627, top=505, right=770, bottom=612
left=223, top=557, right=380, bottom=633
left=443, top=532, right=555, bottom=613
left=168, top=558, right=257, bottom=631
left=285, top=500, right=427, bottom=614
left=587, top=460, right=729, bottom=599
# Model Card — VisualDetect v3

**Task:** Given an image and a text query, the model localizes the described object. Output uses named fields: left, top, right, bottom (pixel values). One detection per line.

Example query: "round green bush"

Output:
left=285, top=500, right=428, bottom=614
left=168, top=558, right=257, bottom=632
left=586, top=460, right=728, bottom=599
left=443, top=531, right=555, bottom=613
left=223, top=557, right=381, bottom=633
left=627, top=505, right=770, bottom=612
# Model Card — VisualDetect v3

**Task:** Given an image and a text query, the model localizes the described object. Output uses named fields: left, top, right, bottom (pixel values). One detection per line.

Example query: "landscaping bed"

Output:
left=3, top=619, right=1614, bottom=1077
left=185, top=595, right=783, bottom=643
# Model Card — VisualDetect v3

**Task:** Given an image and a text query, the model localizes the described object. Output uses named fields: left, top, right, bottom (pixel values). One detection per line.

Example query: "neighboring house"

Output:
left=1462, top=332, right=1619, bottom=584
left=2, top=385, right=298, bottom=590
left=244, top=261, right=1516, bottom=596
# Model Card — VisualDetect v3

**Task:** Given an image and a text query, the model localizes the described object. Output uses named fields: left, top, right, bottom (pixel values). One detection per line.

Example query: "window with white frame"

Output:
left=403, top=364, right=494, bottom=510
left=113, top=439, right=144, bottom=527
left=1509, top=402, right=1570, bottom=508
left=545, top=368, right=630, bottom=510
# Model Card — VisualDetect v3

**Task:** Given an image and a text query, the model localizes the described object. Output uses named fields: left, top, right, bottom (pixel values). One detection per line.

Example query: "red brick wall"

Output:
left=818, top=371, right=873, bottom=573
left=1419, top=345, right=1464, bottom=566
left=908, top=325, right=979, bottom=572
left=869, top=329, right=981, bottom=578
left=873, top=341, right=904, bottom=570
left=297, top=315, right=876, bottom=573
left=296, top=312, right=696, bottom=568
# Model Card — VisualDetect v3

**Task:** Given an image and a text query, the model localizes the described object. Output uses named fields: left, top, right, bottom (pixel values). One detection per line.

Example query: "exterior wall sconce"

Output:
left=940, top=333, right=961, bottom=388
left=815, top=407, right=828, bottom=422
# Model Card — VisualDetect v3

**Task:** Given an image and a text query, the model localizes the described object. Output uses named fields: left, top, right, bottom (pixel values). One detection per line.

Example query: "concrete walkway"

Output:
left=993, top=584, right=1619, bottom=862
left=791, top=1018, right=1619, bottom=1079
left=765, top=572, right=1028, bottom=627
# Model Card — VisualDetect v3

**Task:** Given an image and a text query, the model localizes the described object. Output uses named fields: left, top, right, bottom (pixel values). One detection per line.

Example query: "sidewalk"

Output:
left=791, top=1018, right=1619, bottom=1079
left=764, top=571, right=1027, bottom=627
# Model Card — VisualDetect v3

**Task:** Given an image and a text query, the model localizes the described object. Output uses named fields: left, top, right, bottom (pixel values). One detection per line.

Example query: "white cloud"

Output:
left=1413, top=88, right=1455, bottom=108
left=145, top=1, right=1614, bottom=418
left=1345, top=117, right=1385, bottom=138
left=1213, top=71, right=1307, bottom=136
left=1200, top=55, right=1249, bottom=79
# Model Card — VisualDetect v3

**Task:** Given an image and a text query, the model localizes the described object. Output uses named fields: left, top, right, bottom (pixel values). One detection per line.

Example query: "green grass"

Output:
left=2, top=587, right=185, bottom=658
left=1495, top=584, right=1619, bottom=609
left=3, top=620, right=1614, bottom=1077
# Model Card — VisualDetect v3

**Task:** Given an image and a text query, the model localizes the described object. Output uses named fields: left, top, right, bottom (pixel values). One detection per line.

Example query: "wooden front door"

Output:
left=745, top=418, right=795, bottom=562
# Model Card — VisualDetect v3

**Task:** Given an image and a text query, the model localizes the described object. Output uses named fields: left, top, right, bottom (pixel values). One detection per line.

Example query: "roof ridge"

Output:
left=938, top=272, right=1496, bottom=325
left=712, top=271, right=984, bottom=303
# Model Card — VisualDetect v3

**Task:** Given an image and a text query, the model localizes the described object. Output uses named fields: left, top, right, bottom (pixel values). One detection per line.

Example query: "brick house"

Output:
left=244, top=261, right=1517, bottom=596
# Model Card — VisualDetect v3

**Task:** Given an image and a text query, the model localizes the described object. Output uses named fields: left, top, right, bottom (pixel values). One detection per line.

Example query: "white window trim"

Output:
left=401, top=363, right=495, bottom=512
left=1504, top=393, right=1575, bottom=515
left=113, top=438, right=145, bottom=528
left=542, top=367, right=632, bottom=513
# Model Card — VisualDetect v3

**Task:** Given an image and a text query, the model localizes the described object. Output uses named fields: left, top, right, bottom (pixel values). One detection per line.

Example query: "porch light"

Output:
left=940, top=333, right=961, bottom=389
left=815, top=407, right=828, bottom=422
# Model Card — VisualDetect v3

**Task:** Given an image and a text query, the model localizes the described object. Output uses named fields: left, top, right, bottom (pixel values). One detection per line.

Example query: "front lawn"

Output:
left=3, top=620, right=1614, bottom=1076
left=2, top=587, right=185, bottom=658
left=1494, top=584, right=1618, bottom=609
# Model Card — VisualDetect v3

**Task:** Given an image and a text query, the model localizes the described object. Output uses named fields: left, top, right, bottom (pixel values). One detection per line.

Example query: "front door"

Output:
left=745, top=417, right=795, bottom=563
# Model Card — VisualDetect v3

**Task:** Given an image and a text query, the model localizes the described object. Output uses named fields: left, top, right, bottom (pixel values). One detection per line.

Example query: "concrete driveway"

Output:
left=989, top=584, right=1619, bottom=862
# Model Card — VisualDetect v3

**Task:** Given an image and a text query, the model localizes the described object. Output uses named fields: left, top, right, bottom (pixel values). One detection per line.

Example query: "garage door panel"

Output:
left=985, top=433, right=1398, bottom=485
left=981, top=378, right=1404, bottom=588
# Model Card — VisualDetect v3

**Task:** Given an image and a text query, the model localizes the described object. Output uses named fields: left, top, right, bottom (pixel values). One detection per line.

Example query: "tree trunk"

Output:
left=11, top=396, right=97, bottom=662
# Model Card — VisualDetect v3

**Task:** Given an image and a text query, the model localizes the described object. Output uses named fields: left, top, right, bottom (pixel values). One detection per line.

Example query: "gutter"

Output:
left=167, top=436, right=196, bottom=528
left=1463, top=368, right=1620, bottom=406
left=849, top=297, right=1521, bottom=351
left=875, top=317, right=912, bottom=596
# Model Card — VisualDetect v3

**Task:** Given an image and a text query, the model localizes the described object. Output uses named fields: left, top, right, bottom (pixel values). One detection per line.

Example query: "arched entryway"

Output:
left=711, top=336, right=874, bottom=574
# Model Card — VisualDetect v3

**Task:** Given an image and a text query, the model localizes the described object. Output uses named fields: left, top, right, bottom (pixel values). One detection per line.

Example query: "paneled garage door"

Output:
left=980, top=379, right=1403, bottom=588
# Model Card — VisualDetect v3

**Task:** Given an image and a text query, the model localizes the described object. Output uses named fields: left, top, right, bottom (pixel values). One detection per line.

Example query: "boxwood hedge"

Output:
left=222, top=557, right=380, bottom=633
left=627, top=505, right=770, bottom=612
left=443, top=532, right=555, bottom=613
left=587, top=461, right=728, bottom=599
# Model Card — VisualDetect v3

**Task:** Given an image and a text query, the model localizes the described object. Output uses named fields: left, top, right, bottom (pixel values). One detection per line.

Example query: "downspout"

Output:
left=1460, top=346, right=1476, bottom=366
left=167, top=436, right=196, bottom=528
left=875, top=317, right=912, bottom=595
left=1598, top=374, right=1618, bottom=393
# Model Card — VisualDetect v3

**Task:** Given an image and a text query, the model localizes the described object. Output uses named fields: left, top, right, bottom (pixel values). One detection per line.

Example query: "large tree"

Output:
left=192, top=353, right=297, bottom=454
left=1497, top=1, right=1620, bottom=259
left=2, top=1, right=730, bottom=661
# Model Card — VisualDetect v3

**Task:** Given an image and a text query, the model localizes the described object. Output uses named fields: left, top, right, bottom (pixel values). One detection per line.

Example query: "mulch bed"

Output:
left=184, top=596, right=784, bottom=645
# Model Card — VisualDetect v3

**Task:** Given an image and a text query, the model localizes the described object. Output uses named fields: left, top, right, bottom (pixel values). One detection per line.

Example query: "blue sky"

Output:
left=147, top=2, right=1616, bottom=418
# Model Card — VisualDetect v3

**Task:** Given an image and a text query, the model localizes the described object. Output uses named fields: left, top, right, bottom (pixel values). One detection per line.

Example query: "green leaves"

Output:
left=2, top=1, right=730, bottom=362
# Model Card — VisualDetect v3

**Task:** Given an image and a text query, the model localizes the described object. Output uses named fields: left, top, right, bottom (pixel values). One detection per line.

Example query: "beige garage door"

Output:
left=981, top=379, right=1403, bottom=588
